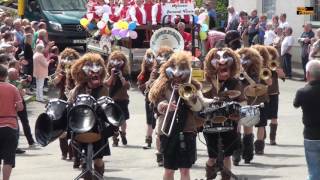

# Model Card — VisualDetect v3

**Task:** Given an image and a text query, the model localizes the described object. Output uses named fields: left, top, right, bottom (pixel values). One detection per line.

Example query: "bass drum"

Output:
left=68, top=94, right=101, bottom=143
left=239, top=105, right=260, bottom=127
left=35, top=99, right=68, bottom=146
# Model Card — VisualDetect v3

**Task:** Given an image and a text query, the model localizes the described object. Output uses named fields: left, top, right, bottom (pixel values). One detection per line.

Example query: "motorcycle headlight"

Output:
left=49, top=21, right=62, bottom=32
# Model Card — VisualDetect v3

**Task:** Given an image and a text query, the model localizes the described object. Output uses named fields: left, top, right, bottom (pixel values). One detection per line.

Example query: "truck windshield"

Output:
left=40, top=0, right=87, bottom=11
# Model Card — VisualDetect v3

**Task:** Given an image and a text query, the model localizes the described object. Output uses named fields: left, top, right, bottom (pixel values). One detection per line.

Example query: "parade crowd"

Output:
left=0, top=0, right=320, bottom=180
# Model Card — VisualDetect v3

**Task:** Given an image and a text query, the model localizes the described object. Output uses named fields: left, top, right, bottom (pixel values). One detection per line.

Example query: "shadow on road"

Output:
left=263, top=153, right=304, bottom=158
left=237, top=174, right=281, bottom=179
left=276, top=144, right=304, bottom=148
left=105, top=177, right=132, bottom=180
left=117, top=145, right=143, bottom=149
left=249, top=162, right=304, bottom=169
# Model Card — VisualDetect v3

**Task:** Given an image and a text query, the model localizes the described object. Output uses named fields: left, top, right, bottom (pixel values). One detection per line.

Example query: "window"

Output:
left=311, top=0, right=320, bottom=21
left=262, top=0, right=276, bottom=19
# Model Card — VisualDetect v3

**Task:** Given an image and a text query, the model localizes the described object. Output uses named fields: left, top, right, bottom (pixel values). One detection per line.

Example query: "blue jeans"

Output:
left=304, top=139, right=320, bottom=180
left=282, top=53, right=292, bottom=78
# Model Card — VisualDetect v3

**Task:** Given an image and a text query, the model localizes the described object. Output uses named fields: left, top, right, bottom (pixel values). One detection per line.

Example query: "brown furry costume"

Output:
left=204, top=47, right=241, bottom=97
left=106, top=51, right=130, bottom=77
left=137, top=48, right=155, bottom=93
left=237, top=47, right=262, bottom=81
left=202, top=47, right=244, bottom=180
left=148, top=51, right=202, bottom=171
left=54, top=48, right=80, bottom=100
left=145, top=46, right=174, bottom=95
left=251, top=45, right=271, bottom=66
left=69, top=53, right=108, bottom=102
left=68, top=53, right=109, bottom=179
left=149, top=51, right=200, bottom=104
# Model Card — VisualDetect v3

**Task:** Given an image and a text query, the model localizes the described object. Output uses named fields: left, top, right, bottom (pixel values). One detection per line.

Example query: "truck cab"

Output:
left=22, top=0, right=87, bottom=48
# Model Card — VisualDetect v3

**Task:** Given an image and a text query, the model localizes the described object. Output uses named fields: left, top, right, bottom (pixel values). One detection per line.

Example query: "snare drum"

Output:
left=239, top=105, right=260, bottom=127
left=69, top=94, right=102, bottom=143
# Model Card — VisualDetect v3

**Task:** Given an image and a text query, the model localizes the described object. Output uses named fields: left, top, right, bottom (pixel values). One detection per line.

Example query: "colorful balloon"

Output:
left=97, top=21, right=106, bottom=29
left=129, top=31, right=138, bottom=39
left=102, top=13, right=109, bottom=22
left=193, top=16, right=198, bottom=24
left=128, top=22, right=137, bottom=30
left=80, top=18, right=89, bottom=27
left=105, top=27, right=111, bottom=35
left=201, top=24, right=208, bottom=32
left=112, top=28, right=120, bottom=36
left=119, top=29, right=128, bottom=38
left=199, top=31, right=207, bottom=40
left=87, top=23, right=96, bottom=30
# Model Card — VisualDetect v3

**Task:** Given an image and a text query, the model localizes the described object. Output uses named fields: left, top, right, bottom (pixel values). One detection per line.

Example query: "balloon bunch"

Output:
left=80, top=11, right=111, bottom=36
left=111, top=20, right=138, bottom=40
left=193, top=13, right=209, bottom=40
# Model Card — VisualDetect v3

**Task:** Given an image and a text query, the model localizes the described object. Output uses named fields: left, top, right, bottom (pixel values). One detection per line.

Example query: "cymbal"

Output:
left=244, top=84, right=268, bottom=97
left=219, top=90, right=241, bottom=99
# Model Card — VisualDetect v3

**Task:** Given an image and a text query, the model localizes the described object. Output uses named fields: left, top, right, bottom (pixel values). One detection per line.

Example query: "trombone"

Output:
left=161, top=68, right=198, bottom=136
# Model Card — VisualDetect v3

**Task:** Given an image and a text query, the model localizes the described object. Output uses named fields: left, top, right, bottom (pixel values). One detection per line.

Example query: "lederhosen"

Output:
left=203, top=78, right=242, bottom=158
left=159, top=89, right=196, bottom=170
left=71, top=85, right=111, bottom=159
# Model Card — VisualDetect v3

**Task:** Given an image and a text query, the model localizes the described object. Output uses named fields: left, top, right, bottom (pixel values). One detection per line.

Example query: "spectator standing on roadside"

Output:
left=309, top=28, right=320, bottom=61
left=237, top=11, right=249, bottom=47
left=298, top=22, right=314, bottom=79
left=225, top=6, right=239, bottom=32
left=0, top=64, right=24, bottom=180
left=248, top=9, right=259, bottom=46
left=272, top=15, right=279, bottom=29
left=294, top=60, right=320, bottom=180
left=33, top=44, right=49, bottom=102
left=281, top=27, right=294, bottom=79
left=279, top=13, right=289, bottom=29
left=0, top=17, right=13, bottom=34
left=264, top=23, right=277, bottom=46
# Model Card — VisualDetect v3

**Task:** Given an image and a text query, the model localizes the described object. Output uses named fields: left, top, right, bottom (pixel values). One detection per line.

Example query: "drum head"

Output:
left=239, top=106, right=260, bottom=127
left=69, top=105, right=96, bottom=133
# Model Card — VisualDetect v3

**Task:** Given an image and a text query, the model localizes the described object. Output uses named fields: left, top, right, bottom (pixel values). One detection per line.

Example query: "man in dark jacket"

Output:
left=294, top=60, right=320, bottom=180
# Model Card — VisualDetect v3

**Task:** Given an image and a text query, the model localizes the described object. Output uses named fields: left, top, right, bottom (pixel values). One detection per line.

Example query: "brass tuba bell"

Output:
left=268, top=60, right=279, bottom=71
left=260, top=68, right=272, bottom=81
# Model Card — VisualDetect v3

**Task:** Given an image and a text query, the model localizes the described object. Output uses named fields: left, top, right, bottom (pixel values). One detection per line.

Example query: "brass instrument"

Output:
left=260, top=68, right=272, bottom=81
left=201, top=82, right=213, bottom=94
left=161, top=68, right=202, bottom=136
left=239, top=69, right=268, bottom=97
left=268, top=60, right=279, bottom=71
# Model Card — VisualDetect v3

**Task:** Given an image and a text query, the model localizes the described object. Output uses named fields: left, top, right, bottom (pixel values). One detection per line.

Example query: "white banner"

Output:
left=164, top=3, right=195, bottom=16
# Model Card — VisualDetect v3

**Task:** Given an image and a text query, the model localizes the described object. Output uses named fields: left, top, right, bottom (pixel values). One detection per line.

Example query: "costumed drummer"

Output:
left=104, top=51, right=131, bottom=147
left=148, top=51, right=206, bottom=180
left=53, top=48, right=80, bottom=167
left=203, top=47, right=245, bottom=180
left=68, top=53, right=110, bottom=179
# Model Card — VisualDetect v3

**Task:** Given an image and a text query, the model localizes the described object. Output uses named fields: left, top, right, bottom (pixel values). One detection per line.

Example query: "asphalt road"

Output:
left=11, top=79, right=308, bottom=180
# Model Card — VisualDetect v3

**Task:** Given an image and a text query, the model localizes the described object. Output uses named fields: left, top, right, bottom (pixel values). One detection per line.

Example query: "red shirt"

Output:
left=181, top=31, right=192, bottom=50
left=0, top=82, right=22, bottom=129
left=144, top=2, right=153, bottom=24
